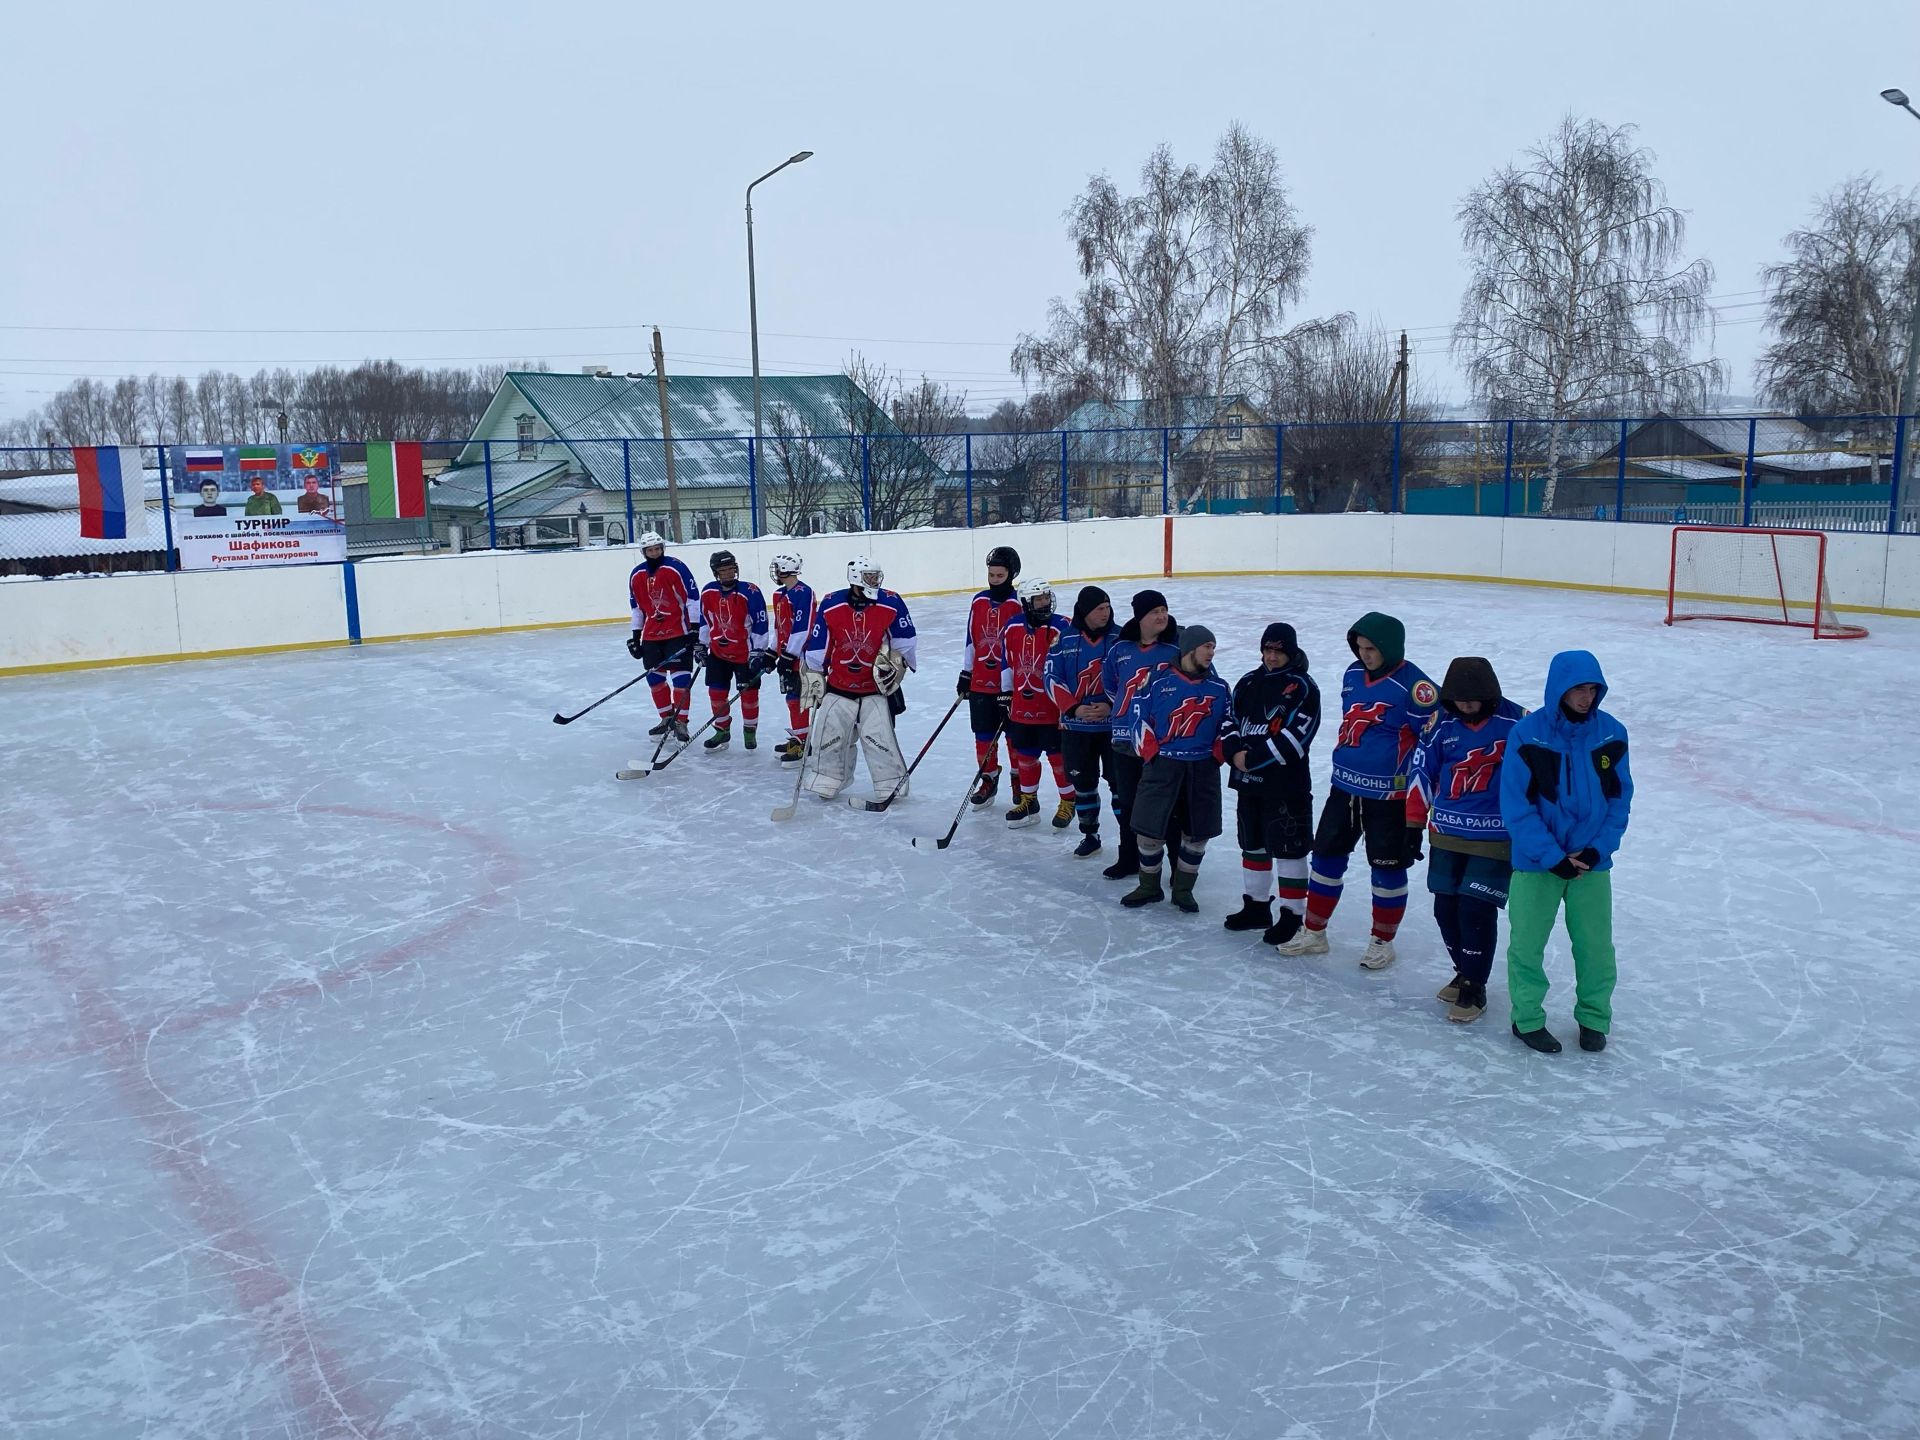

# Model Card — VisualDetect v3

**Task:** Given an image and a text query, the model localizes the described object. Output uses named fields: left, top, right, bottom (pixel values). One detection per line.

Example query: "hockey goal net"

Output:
left=1666, top=525, right=1867, bottom=639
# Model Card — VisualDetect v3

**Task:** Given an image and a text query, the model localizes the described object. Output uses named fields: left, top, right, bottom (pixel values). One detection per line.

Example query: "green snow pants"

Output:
left=1505, top=869, right=1617, bottom=1034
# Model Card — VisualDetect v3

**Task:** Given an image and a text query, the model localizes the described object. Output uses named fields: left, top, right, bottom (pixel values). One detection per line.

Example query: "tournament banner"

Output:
left=170, top=443, right=345, bottom=569
left=176, top=512, right=346, bottom=571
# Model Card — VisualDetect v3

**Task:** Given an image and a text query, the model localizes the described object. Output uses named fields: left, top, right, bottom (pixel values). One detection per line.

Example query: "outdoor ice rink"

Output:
left=3, top=572, right=1917, bottom=1439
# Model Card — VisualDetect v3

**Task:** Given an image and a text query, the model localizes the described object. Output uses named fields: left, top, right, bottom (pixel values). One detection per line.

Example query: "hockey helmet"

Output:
left=709, top=549, right=738, bottom=576
left=985, top=545, right=1021, bottom=580
left=769, top=552, right=803, bottom=580
left=1017, top=577, right=1055, bottom=615
left=638, top=530, right=667, bottom=550
left=846, top=555, right=884, bottom=593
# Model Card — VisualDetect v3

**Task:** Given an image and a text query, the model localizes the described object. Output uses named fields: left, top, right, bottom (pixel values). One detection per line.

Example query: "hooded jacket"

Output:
left=1046, top=588, right=1122, bottom=733
left=1221, top=648, right=1319, bottom=797
left=1330, top=612, right=1437, bottom=799
left=1498, top=650, right=1633, bottom=873
left=1406, top=657, right=1526, bottom=854
left=1104, top=617, right=1181, bottom=747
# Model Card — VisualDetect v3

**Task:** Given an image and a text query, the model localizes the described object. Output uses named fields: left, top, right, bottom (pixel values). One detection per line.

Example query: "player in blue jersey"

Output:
left=1046, top=585, right=1122, bottom=858
left=1100, top=590, right=1182, bottom=881
left=1276, top=611, right=1438, bottom=971
left=695, top=550, right=772, bottom=750
left=1405, top=657, right=1525, bottom=1023
left=1219, top=623, right=1321, bottom=947
left=764, top=553, right=816, bottom=762
left=1122, top=625, right=1233, bottom=914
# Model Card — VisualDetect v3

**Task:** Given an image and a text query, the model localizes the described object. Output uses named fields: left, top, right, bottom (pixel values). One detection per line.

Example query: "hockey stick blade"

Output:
left=615, top=763, right=653, bottom=780
left=847, top=795, right=898, bottom=814
left=909, top=832, right=958, bottom=850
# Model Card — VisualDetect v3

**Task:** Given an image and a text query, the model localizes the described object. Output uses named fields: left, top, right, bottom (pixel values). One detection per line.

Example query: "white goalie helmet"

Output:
left=846, top=555, right=883, bottom=593
left=769, top=552, right=803, bottom=580
left=638, top=530, right=667, bottom=550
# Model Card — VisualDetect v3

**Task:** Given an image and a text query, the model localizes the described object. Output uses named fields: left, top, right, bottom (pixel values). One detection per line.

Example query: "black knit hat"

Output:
left=1072, top=585, right=1112, bottom=631
left=1131, top=588, right=1168, bottom=620
left=1179, top=623, right=1217, bottom=656
left=1260, top=622, right=1297, bottom=653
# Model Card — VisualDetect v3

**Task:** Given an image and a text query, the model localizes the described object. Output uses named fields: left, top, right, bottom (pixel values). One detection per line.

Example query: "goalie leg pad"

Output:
left=855, top=694, right=908, bottom=798
left=806, top=693, right=859, bottom=798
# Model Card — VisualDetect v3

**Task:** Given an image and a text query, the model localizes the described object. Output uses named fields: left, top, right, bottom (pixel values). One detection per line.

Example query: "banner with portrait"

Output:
left=170, top=444, right=346, bottom=569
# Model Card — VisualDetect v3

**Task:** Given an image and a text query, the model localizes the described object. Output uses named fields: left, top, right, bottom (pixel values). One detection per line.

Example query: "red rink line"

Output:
left=1669, top=738, right=1920, bottom=846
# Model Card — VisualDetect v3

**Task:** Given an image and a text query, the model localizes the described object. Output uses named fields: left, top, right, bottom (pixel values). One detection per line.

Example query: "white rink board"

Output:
left=5, top=575, right=1919, bottom=1437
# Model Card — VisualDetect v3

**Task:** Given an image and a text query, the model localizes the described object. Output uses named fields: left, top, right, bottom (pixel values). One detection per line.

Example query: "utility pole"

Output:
left=651, top=327, right=683, bottom=544
left=1397, top=332, right=1410, bottom=425
left=1882, top=88, right=1920, bottom=508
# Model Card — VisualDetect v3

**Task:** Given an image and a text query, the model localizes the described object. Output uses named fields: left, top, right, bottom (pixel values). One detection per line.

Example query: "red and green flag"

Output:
left=238, top=446, right=278, bottom=472
left=290, top=445, right=330, bottom=472
left=366, top=441, right=426, bottom=519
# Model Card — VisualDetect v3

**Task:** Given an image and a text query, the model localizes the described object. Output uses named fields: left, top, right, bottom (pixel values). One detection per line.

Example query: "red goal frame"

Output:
left=1664, top=525, right=1868, bottom=639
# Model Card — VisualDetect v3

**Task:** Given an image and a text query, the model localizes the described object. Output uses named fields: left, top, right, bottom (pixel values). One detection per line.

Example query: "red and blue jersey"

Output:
left=1133, top=664, right=1234, bottom=763
left=962, top=587, right=1022, bottom=694
left=1103, top=638, right=1180, bottom=747
left=1406, top=699, right=1526, bottom=841
left=1000, top=615, right=1066, bottom=725
left=1045, top=622, right=1120, bottom=734
left=771, top=579, right=816, bottom=659
left=698, top=580, right=770, bottom=664
left=804, top=588, right=918, bottom=697
left=1330, top=659, right=1439, bottom=799
left=628, top=556, right=701, bottom=641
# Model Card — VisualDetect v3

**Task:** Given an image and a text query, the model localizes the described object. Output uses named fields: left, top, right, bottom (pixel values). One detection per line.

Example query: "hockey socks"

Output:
left=648, top=676, right=673, bottom=714
left=1048, top=752, right=1071, bottom=797
left=1275, top=857, right=1308, bottom=917
left=1370, top=865, right=1409, bottom=941
left=974, top=736, right=1002, bottom=775
left=785, top=696, right=809, bottom=741
left=709, top=685, right=732, bottom=731
left=1304, top=852, right=1348, bottom=932
left=1241, top=850, right=1272, bottom=902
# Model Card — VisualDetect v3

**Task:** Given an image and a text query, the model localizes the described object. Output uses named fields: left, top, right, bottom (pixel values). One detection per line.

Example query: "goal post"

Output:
left=1665, top=525, right=1868, bottom=640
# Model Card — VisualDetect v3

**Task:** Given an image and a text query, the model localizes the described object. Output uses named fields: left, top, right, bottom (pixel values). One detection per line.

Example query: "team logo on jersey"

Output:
left=1338, top=700, right=1391, bottom=748
left=1164, top=695, right=1215, bottom=739
left=1448, top=741, right=1506, bottom=799
left=1119, top=667, right=1156, bottom=714
left=1412, top=680, right=1438, bottom=707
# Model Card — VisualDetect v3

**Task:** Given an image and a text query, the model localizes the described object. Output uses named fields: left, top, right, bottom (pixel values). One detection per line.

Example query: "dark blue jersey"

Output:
left=1406, top=699, right=1525, bottom=842
left=1133, top=664, right=1233, bottom=763
left=1045, top=622, right=1121, bottom=733
left=1104, top=638, right=1180, bottom=747
left=1330, top=659, right=1439, bottom=799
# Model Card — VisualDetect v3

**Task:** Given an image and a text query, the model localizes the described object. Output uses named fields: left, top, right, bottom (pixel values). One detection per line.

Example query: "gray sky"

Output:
left=4, top=0, right=1917, bottom=427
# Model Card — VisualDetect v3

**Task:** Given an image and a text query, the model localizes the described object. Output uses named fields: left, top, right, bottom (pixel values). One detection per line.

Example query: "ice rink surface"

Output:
left=3, top=573, right=1918, bottom=1439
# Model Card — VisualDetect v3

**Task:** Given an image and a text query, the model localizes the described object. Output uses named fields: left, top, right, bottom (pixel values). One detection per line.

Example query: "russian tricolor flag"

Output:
left=75, top=446, right=148, bottom=541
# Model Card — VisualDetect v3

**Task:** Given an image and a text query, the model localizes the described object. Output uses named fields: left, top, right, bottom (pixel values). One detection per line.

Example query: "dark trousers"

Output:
left=1061, top=729, right=1115, bottom=834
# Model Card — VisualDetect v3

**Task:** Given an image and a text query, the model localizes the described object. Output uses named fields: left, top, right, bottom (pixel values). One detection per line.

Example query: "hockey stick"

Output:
left=910, top=716, right=1007, bottom=850
left=847, top=693, right=964, bottom=813
left=769, top=685, right=824, bottom=822
left=615, top=708, right=723, bottom=779
left=552, top=672, right=648, bottom=726
left=612, top=656, right=709, bottom=776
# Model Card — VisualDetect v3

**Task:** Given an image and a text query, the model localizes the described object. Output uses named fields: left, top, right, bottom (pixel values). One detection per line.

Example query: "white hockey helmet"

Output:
left=1016, top=577, right=1054, bottom=608
left=769, top=552, right=803, bottom=580
left=846, top=555, right=883, bottom=593
left=638, top=530, right=666, bottom=550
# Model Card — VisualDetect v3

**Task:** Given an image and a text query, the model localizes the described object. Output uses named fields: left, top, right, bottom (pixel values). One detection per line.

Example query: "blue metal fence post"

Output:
left=483, top=440, right=498, bottom=549
left=621, top=439, right=634, bottom=544
left=747, top=437, right=758, bottom=539
left=1890, top=415, right=1908, bottom=536
left=1160, top=428, right=1171, bottom=515
left=1059, top=431, right=1069, bottom=523
left=1501, top=420, right=1515, bottom=517
left=860, top=433, right=872, bottom=530
left=964, top=432, right=974, bottom=528
left=1741, top=417, right=1758, bottom=528
left=1615, top=419, right=1629, bottom=522
left=1390, top=421, right=1404, bottom=514
left=1273, top=424, right=1285, bottom=514
left=157, top=443, right=176, bottom=570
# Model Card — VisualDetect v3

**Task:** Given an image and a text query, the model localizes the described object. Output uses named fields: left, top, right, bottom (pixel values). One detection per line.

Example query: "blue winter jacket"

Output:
left=1498, top=651, right=1633, bottom=873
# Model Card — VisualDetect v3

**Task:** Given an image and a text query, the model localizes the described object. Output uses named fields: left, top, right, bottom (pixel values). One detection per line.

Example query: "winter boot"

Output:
left=1005, top=789, right=1041, bottom=828
left=1102, top=831, right=1140, bottom=880
left=703, top=726, right=732, bottom=751
left=1436, top=974, right=1465, bottom=1006
left=648, top=713, right=677, bottom=737
left=1072, top=831, right=1102, bottom=859
left=1224, top=896, right=1272, bottom=932
left=1120, top=871, right=1165, bottom=908
left=1359, top=937, right=1397, bottom=971
left=1052, top=796, right=1076, bottom=829
left=776, top=738, right=806, bottom=762
left=1169, top=868, right=1200, bottom=914
left=1512, top=1023, right=1563, bottom=1054
left=1275, top=925, right=1330, bottom=957
left=670, top=717, right=690, bottom=743
left=969, top=771, right=1000, bottom=808
left=1579, top=1026, right=1608, bottom=1052
left=1447, top=982, right=1487, bottom=1024
left=742, top=726, right=757, bottom=751
left=1262, top=908, right=1303, bottom=948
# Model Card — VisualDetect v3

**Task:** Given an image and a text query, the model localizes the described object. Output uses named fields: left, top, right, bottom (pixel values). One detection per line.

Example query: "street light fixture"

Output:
left=746, top=150, right=814, bottom=529
left=1883, top=87, right=1920, bottom=498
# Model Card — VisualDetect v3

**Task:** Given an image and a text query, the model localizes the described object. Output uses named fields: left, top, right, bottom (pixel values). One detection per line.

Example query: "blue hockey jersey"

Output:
left=1104, top=637, right=1180, bottom=747
left=1330, top=660, right=1439, bottom=799
left=1046, top=622, right=1121, bottom=733
left=1133, top=664, right=1233, bottom=763
left=1406, top=699, right=1526, bottom=843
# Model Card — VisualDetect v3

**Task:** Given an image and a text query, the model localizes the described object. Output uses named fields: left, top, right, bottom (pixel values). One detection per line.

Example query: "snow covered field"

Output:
left=3, top=573, right=1917, bottom=1439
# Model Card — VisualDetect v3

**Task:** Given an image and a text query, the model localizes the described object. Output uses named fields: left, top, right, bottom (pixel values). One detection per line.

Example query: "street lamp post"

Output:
left=1883, top=89, right=1920, bottom=506
left=746, top=150, right=814, bottom=527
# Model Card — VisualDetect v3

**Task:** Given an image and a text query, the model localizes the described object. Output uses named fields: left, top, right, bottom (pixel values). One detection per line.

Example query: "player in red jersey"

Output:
left=999, top=579, right=1076, bottom=829
left=763, top=553, right=816, bottom=762
left=625, top=531, right=701, bottom=741
left=956, top=545, right=1022, bottom=807
left=802, top=555, right=918, bottom=802
left=695, top=550, right=771, bottom=751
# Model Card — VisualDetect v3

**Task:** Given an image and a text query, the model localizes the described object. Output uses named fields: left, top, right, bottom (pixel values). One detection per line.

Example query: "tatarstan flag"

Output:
left=238, top=446, right=278, bottom=472
left=366, top=441, right=426, bottom=519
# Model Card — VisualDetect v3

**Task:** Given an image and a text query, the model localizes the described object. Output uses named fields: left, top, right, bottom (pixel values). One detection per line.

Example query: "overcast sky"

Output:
left=4, top=0, right=1917, bottom=427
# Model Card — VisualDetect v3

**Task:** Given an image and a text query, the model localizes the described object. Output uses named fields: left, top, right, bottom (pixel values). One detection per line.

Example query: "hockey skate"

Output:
left=742, top=726, right=757, bottom=750
left=1005, top=790, right=1041, bottom=828
left=1359, top=937, right=1397, bottom=971
left=647, top=713, right=678, bottom=737
left=670, top=717, right=690, bottom=743
left=1051, top=796, right=1075, bottom=829
left=1447, top=982, right=1487, bottom=1024
left=969, top=771, right=1000, bottom=808
left=1275, top=925, right=1329, bottom=957
left=776, top=738, right=806, bottom=762
left=703, top=726, right=732, bottom=751
left=1072, top=832, right=1102, bottom=859
left=1224, top=897, right=1271, bottom=932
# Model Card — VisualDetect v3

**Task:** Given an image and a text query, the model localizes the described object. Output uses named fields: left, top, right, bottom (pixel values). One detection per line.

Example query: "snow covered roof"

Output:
left=0, top=506, right=168, bottom=559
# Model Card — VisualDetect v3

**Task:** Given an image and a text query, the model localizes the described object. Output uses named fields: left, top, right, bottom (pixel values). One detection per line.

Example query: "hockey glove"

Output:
left=776, top=652, right=798, bottom=679
left=995, top=693, right=1011, bottom=716
left=956, top=671, right=971, bottom=698
left=1404, top=827, right=1425, bottom=864
left=746, top=650, right=769, bottom=679
left=691, top=642, right=710, bottom=667
left=626, top=630, right=644, bottom=660
left=1550, top=856, right=1582, bottom=880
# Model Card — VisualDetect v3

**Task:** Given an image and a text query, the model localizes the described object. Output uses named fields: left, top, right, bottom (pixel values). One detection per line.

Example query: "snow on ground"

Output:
left=2, top=574, right=1917, bottom=1439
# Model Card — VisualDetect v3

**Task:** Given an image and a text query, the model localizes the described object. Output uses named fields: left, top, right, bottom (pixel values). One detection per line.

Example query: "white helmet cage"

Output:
left=769, top=553, right=803, bottom=580
left=846, top=556, right=883, bottom=592
left=1017, top=577, right=1056, bottom=608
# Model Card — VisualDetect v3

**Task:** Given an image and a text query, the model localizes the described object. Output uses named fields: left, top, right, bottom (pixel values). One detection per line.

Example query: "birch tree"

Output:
left=1452, top=116, right=1723, bottom=510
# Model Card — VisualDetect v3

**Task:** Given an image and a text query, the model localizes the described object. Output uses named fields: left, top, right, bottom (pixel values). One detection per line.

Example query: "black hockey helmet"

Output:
left=709, top=549, right=738, bottom=575
left=985, top=545, right=1021, bottom=579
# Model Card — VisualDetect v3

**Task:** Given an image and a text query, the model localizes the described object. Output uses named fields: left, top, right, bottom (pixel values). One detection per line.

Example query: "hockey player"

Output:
left=1276, top=611, right=1438, bottom=970
left=956, top=545, right=1023, bottom=807
left=803, top=556, right=918, bottom=802
left=1219, top=623, right=1321, bottom=947
left=764, top=554, right=816, bottom=762
left=1122, top=625, right=1232, bottom=914
left=1046, top=585, right=1122, bottom=858
left=1100, top=590, right=1181, bottom=880
left=695, top=550, right=771, bottom=751
left=625, top=531, right=702, bottom=742
left=999, top=578, right=1075, bottom=829
left=1499, top=651, right=1632, bottom=1055
left=1405, top=657, right=1525, bottom=1023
